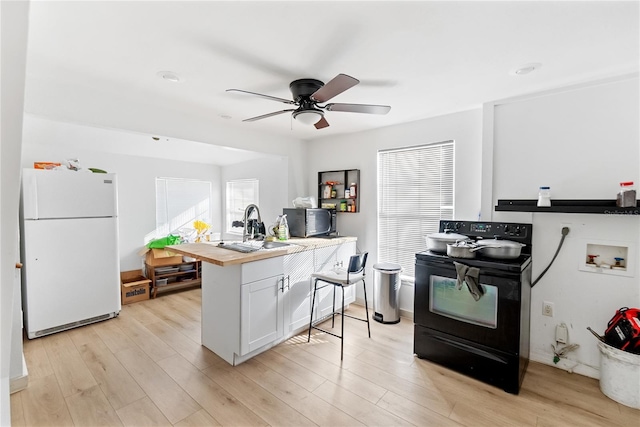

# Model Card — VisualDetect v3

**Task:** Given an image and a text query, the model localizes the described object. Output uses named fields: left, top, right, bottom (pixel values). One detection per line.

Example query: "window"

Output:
left=155, top=177, right=212, bottom=237
left=377, top=141, right=454, bottom=278
left=226, top=179, right=259, bottom=234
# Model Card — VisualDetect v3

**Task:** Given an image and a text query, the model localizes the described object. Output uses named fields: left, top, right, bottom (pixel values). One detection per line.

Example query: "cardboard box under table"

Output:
left=121, top=270, right=151, bottom=304
left=145, top=248, right=183, bottom=266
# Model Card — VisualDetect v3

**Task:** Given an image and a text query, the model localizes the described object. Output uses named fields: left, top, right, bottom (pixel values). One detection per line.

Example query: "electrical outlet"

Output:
left=542, top=301, right=554, bottom=317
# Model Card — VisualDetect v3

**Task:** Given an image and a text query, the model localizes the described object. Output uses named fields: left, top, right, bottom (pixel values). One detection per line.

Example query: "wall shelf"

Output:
left=495, top=199, right=640, bottom=215
left=318, top=169, right=360, bottom=213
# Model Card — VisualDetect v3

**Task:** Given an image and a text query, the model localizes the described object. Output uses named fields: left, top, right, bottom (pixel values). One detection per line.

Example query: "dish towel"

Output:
left=453, top=261, right=484, bottom=301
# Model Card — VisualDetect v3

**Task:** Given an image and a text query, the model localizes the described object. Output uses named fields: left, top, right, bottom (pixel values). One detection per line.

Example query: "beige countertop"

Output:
left=167, top=236, right=357, bottom=267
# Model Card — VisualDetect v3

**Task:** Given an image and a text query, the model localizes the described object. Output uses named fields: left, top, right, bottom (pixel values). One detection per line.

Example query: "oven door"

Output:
left=415, top=260, right=523, bottom=353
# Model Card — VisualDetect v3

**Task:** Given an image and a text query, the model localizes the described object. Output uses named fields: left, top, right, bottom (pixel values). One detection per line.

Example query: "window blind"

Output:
left=377, top=141, right=454, bottom=278
left=226, top=179, right=259, bottom=234
left=156, top=177, right=212, bottom=237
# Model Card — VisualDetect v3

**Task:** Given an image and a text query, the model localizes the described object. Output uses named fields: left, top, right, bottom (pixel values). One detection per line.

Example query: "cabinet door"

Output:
left=240, top=275, right=285, bottom=355
left=284, top=251, right=314, bottom=333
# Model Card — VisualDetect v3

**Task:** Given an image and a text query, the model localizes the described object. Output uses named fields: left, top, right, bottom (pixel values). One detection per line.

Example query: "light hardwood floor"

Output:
left=11, top=288, right=638, bottom=426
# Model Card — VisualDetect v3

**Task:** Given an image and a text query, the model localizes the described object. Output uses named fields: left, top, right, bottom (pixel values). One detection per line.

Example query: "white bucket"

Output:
left=597, top=341, right=640, bottom=409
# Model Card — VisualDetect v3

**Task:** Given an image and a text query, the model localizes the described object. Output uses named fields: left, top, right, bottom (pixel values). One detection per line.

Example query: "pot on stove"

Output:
left=425, top=230, right=469, bottom=253
left=446, top=240, right=478, bottom=259
left=472, top=239, right=525, bottom=259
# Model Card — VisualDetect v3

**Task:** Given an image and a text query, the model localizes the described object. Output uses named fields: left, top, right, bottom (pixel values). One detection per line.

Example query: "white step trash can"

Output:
left=597, top=340, right=640, bottom=409
left=372, top=263, right=402, bottom=324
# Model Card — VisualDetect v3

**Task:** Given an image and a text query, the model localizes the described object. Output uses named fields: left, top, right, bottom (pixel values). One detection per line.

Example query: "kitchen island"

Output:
left=167, top=236, right=357, bottom=365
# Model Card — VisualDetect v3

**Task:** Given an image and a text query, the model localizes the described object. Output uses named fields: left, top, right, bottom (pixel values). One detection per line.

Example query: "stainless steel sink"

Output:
left=217, top=240, right=291, bottom=253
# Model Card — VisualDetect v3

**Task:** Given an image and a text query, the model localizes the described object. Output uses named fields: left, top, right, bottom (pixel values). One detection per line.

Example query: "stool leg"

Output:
left=331, top=285, right=336, bottom=328
left=308, top=279, right=318, bottom=342
left=363, top=279, right=371, bottom=338
left=340, top=286, right=345, bottom=360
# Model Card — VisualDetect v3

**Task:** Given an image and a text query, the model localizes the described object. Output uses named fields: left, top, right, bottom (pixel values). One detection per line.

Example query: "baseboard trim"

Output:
left=10, top=356, right=28, bottom=394
left=530, top=349, right=599, bottom=379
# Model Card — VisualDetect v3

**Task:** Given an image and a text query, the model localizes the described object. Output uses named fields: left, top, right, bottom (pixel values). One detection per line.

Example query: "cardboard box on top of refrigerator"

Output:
left=121, top=269, right=151, bottom=305
left=144, top=248, right=183, bottom=266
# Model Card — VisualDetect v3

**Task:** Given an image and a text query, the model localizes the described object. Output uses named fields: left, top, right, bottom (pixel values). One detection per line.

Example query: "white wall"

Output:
left=21, top=117, right=223, bottom=271
left=1, top=0, right=30, bottom=423
left=306, top=109, right=483, bottom=312
left=488, top=75, right=640, bottom=377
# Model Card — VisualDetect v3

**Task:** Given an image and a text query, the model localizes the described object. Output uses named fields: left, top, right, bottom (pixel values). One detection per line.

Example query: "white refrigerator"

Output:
left=21, top=168, right=121, bottom=338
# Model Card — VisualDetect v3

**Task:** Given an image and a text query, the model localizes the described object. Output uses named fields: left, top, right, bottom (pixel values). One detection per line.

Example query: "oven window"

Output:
left=429, top=275, right=498, bottom=329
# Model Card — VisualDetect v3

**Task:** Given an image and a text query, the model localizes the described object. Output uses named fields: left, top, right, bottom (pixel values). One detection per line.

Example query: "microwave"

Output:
left=283, top=208, right=337, bottom=238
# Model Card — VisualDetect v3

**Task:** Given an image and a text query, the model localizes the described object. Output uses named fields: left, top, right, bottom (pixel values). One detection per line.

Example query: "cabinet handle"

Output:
left=279, top=277, right=285, bottom=293
left=286, top=275, right=290, bottom=290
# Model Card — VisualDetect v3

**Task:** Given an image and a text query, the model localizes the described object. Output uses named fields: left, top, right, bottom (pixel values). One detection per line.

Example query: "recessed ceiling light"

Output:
left=156, top=71, right=182, bottom=82
left=219, top=114, right=232, bottom=120
left=512, top=63, right=542, bottom=76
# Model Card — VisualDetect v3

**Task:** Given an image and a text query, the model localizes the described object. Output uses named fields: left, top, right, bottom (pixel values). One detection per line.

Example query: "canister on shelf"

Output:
left=616, top=181, right=637, bottom=207
left=323, top=184, right=332, bottom=199
left=537, top=186, right=551, bottom=207
left=340, top=199, right=347, bottom=211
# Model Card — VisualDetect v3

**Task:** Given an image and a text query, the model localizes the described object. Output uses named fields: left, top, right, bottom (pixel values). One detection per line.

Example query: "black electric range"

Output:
left=414, top=220, right=533, bottom=394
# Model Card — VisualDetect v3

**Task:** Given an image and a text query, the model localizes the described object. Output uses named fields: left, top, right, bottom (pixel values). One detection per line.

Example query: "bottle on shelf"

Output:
left=349, top=182, right=357, bottom=198
left=323, top=184, right=332, bottom=199
left=537, top=186, right=551, bottom=207
left=616, top=181, right=636, bottom=207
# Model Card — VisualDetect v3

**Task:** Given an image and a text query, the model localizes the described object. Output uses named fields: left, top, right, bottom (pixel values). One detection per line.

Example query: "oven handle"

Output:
left=431, top=335, right=509, bottom=364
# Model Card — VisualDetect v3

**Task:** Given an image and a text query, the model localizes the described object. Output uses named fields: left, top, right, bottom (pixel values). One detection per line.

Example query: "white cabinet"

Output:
left=200, top=239, right=357, bottom=366
left=284, top=250, right=314, bottom=333
left=201, top=256, right=284, bottom=365
left=240, top=275, right=285, bottom=355
left=240, top=256, right=285, bottom=355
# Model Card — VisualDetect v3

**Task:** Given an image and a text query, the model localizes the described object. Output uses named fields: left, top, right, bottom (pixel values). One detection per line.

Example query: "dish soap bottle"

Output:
left=278, top=214, right=289, bottom=240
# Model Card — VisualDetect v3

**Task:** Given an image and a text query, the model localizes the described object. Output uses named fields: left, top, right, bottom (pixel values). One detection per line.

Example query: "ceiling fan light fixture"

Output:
left=293, top=109, right=324, bottom=125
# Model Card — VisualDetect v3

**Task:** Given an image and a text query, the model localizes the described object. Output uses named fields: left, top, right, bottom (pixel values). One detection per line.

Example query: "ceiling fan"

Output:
left=226, top=74, right=391, bottom=129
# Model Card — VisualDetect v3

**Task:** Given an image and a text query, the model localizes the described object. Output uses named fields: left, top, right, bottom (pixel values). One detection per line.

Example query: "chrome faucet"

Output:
left=242, top=204, right=263, bottom=242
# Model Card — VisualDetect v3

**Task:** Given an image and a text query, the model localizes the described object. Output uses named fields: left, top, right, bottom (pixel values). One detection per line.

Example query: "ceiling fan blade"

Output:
left=243, top=109, right=295, bottom=122
left=325, top=103, right=391, bottom=115
left=311, top=74, right=359, bottom=103
left=226, top=89, right=295, bottom=105
left=314, top=116, right=330, bottom=129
